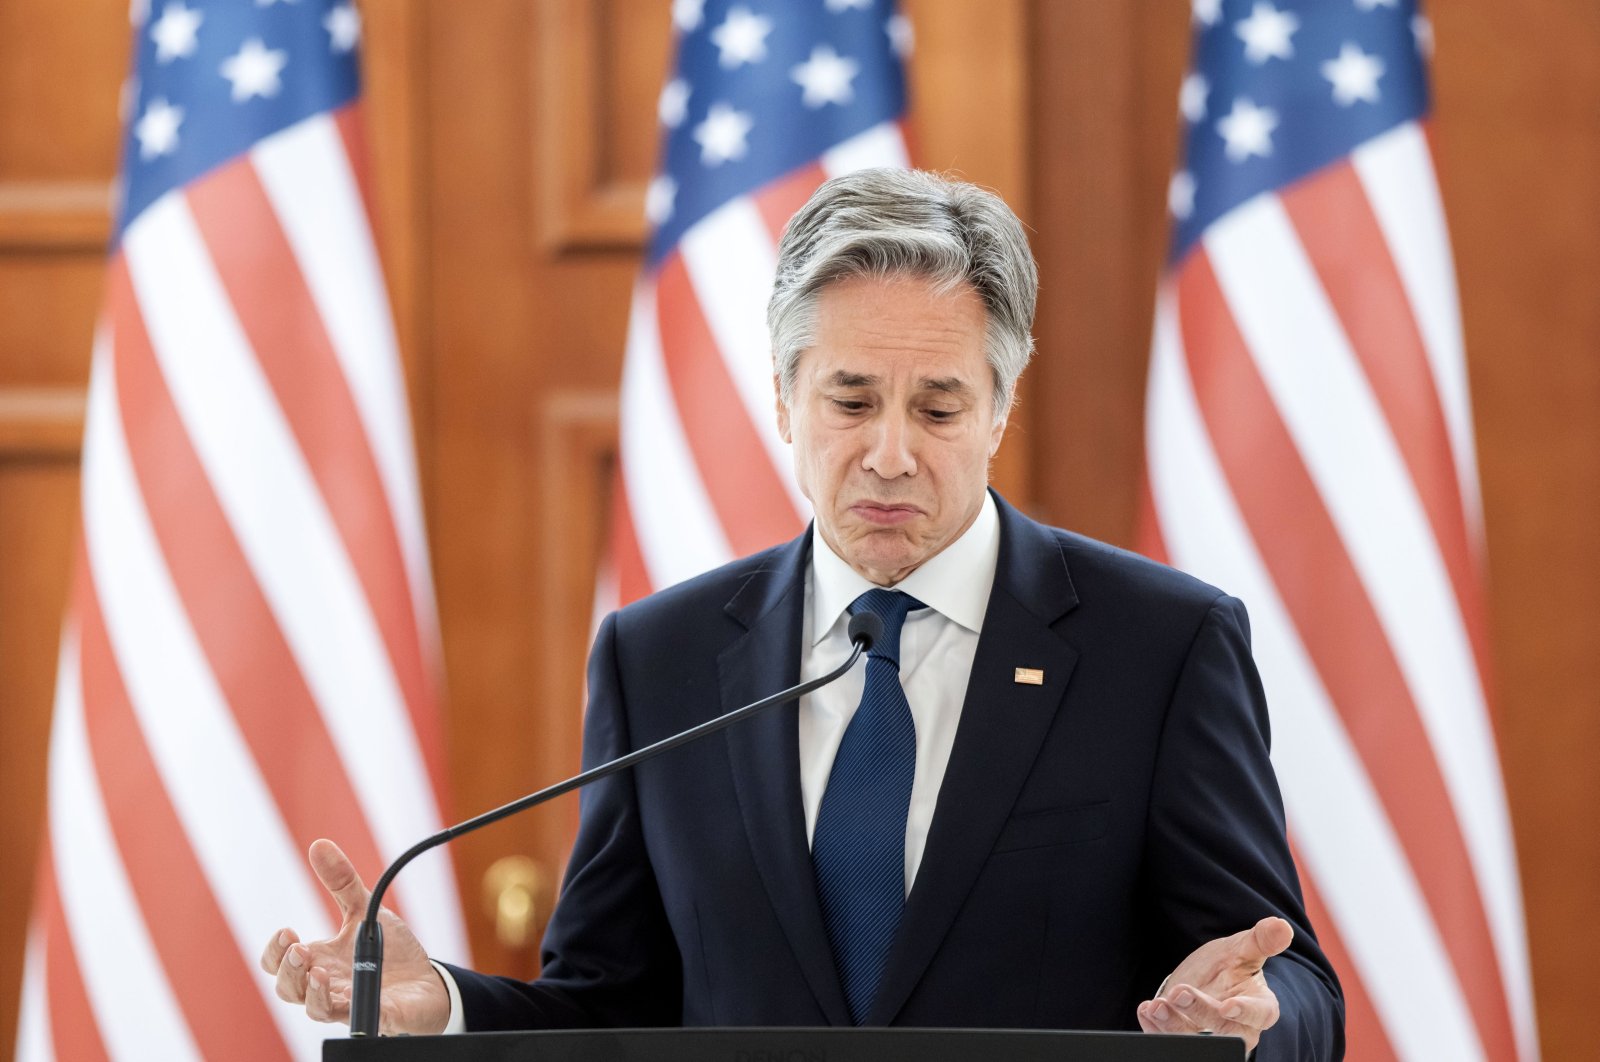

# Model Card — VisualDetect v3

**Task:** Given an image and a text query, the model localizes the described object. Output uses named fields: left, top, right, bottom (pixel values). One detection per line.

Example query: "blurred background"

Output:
left=0, top=0, right=1596, bottom=1057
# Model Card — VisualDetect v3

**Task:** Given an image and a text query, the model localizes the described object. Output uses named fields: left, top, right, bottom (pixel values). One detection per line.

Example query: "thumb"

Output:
left=1237, top=916, right=1294, bottom=967
left=308, top=838, right=372, bottom=924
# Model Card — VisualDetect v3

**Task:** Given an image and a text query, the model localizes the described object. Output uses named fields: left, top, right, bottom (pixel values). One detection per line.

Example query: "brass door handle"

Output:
left=482, top=855, right=549, bottom=949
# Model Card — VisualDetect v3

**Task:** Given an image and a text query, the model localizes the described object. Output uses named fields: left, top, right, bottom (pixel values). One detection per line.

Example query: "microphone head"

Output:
left=847, top=611, right=883, bottom=653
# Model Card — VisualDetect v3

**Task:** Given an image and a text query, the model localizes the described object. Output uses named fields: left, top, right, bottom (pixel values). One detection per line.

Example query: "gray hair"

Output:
left=767, top=168, right=1038, bottom=418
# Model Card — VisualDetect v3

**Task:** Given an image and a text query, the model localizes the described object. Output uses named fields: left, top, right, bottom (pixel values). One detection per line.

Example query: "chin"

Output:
left=851, top=545, right=921, bottom=579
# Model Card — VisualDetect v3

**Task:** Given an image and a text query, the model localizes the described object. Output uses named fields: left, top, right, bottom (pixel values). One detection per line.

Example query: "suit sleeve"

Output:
left=442, top=611, right=684, bottom=1030
left=1143, top=595, right=1345, bottom=1061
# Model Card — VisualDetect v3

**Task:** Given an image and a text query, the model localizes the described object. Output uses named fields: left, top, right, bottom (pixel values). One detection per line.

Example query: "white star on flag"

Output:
left=1192, top=0, right=1221, bottom=27
left=711, top=7, right=773, bottom=69
left=1180, top=72, right=1209, bottom=122
left=135, top=96, right=184, bottom=159
left=220, top=38, right=289, bottom=101
left=324, top=3, right=361, bottom=53
left=825, top=0, right=872, bottom=11
left=659, top=78, right=691, bottom=128
left=886, top=14, right=914, bottom=58
left=1216, top=96, right=1278, bottom=161
left=1168, top=170, right=1197, bottom=220
left=1236, top=2, right=1298, bottom=65
left=645, top=174, right=678, bottom=225
left=1322, top=43, right=1384, bottom=106
left=792, top=45, right=859, bottom=109
left=693, top=102, right=753, bottom=166
left=672, top=0, right=705, bottom=33
left=150, top=2, right=203, bottom=64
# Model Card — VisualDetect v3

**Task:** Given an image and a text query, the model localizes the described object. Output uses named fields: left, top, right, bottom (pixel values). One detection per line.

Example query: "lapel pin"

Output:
left=1014, top=667, right=1044, bottom=686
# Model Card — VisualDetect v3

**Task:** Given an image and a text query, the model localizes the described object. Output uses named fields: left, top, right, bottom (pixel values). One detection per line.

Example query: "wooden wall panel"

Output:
left=0, top=2, right=124, bottom=180
left=0, top=257, right=106, bottom=383
left=537, top=390, right=619, bottom=851
left=1026, top=1, right=1186, bottom=540
left=0, top=456, right=79, bottom=1060
left=1431, top=4, right=1600, bottom=1057
left=0, top=183, right=112, bottom=251
left=537, top=0, right=670, bottom=249
left=362, top=0, right=430, bottom=446
left=0, top=0, right=123, bottom=1051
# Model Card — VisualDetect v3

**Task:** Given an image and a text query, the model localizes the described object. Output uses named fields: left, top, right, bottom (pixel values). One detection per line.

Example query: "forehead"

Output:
left=801, top=273, right=989, bottom=385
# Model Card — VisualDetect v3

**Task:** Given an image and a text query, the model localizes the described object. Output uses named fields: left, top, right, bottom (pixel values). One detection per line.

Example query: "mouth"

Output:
left=849, top=502, right=923, bottom=526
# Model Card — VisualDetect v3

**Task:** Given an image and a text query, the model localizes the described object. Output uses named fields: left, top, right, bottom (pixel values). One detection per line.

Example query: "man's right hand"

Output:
left=259, top=839, right=452, bottom=1036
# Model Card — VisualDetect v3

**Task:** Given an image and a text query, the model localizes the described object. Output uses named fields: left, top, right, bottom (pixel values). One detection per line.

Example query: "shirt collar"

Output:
left=809, top=491, right=1000, bottom=645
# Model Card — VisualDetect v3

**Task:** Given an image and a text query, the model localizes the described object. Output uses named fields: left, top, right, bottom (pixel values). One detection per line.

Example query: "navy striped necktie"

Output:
left=812, top=587, right=926, bottom=1025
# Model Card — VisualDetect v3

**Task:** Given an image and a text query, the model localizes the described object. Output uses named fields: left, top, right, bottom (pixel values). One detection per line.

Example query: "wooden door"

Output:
left=413, top=0, right=1032, bottom=979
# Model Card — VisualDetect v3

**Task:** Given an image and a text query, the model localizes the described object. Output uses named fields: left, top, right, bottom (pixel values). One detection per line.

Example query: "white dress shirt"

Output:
left=436, top=493, right=1001, bottom=1031
left=798, top=492, right=999, bottom=894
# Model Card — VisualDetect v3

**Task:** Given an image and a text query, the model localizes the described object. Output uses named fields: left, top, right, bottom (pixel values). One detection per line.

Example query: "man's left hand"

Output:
left=1137, top=916, right=1293, bottom=1052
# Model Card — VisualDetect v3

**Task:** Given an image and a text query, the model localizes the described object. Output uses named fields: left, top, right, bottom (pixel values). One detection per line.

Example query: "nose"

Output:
left=861, top=410, right=917, bottom=479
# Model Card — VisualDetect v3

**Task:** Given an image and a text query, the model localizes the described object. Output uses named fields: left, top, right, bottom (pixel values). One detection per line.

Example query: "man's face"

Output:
left=776, top=273, right=1008, bottom=586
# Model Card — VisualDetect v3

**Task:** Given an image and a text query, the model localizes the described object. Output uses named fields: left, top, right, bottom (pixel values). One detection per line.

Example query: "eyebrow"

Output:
left=827, top=371, right=877, bottom=388
left=921, top=376, right=975, bottom=398
left=825, top=371, right=976, bottom=398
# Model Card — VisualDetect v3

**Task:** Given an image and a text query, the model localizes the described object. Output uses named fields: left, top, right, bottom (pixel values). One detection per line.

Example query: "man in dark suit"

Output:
left=263, top=168, right=1344, bottom=1059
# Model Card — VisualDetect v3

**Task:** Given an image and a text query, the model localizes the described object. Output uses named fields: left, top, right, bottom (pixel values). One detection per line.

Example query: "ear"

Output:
left=774, top=373, right=792, bottom=444
left=988, top=409, right=1009, bottom=458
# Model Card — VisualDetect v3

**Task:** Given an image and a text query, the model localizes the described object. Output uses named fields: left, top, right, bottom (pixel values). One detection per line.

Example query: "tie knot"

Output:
left=848, top=588, right=926, bottom=666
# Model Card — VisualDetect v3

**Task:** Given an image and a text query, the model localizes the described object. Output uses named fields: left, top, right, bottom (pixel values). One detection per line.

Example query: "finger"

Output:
left=308, top=838, right=371, bottom=924
left=1138, top=997, right=1201, bottom=1034
left=1166, top=984, right=1236, bottom=1033
left=1234, top=915, right=1294, bottom=967
left=274, top=942, right=311, bottom=1004
left=304, top=965, right=351, bottom=1025
left=1216, top=990, right=1281, bottom=1032
left=260, top=927, right=299, bottom=976
left=1168, top=982, right=1283, bottom=1043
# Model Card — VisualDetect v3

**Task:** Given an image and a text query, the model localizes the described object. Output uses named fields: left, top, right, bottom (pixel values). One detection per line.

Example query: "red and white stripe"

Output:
left=17, top=106, right=467, bottom=1061
left=603, top=122, right=911, bottom=609
left=1140, top=121, right=1536, bottom=1061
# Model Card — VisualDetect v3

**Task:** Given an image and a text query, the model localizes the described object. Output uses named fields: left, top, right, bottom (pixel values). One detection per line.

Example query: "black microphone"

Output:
left=349, top=610, right=883, bottom=1036
left=847, top=610, right=882, bottom=654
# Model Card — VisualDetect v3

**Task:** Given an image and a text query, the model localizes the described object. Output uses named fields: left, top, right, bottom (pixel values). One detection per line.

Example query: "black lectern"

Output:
left=324, top=1027, right=1245, bottom=1062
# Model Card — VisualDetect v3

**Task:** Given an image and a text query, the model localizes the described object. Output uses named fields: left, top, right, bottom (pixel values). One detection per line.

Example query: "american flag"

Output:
left=601, top=0, right=912, bottom=608
left=15, top=2, right=467, bottom=1059
left=1138, top=2, right=1536, bottom=1059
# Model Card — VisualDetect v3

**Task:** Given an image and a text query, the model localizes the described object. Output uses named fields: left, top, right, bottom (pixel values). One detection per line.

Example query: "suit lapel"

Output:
left=719, top=530, right=854, bottom=1026
left=868, top=495, right=1081, bottom=1025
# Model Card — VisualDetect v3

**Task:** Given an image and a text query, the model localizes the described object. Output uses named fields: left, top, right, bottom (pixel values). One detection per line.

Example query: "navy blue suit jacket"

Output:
left=445, top=494, right=1344, bottom=1059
